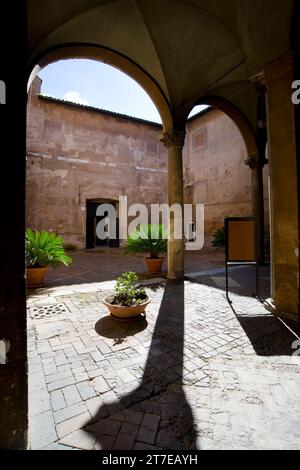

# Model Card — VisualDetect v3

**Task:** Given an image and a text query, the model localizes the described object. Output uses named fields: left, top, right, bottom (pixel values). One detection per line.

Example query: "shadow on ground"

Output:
left=235, top=314, right=298, bottom=356
left=189, top=265, right=299, bottom=356
left=84, top=281, right=197, bottom=450
left=187, top=265, right=271, bottom=300
left=95, top=316, right=148, bottom=345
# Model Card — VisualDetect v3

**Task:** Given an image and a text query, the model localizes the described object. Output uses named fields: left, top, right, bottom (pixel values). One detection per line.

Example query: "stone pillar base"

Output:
left=263, top=298, right=299, bottom=323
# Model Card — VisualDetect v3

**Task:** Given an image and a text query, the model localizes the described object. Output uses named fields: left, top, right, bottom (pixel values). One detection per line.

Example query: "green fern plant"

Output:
left=211, top=227, right=225, bottom=250
left=25, top=229, right=72, bottom=268
left=112, top=272, right=147, bottom=306
left=126, top=224, right=168, bottom=259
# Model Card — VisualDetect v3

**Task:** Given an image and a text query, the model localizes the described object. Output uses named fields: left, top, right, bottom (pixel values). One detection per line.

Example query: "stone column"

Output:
left=245, top=155, right=266, bottom=266
left=264, top=52, right=299, bottom=321
left=161, top=130, right=185, bottom=280
left=245, top=83, right=268, bottom=266
left=0, top=2, right=27, bottom=448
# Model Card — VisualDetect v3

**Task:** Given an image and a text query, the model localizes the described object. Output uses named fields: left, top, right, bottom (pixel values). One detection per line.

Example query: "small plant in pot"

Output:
left=25, top=228, right=72, bottom=288
left=211, top=226, right=225, bottom=250
left=126, top=224, right=168, bottom=274
left=102, top=272, right=150, bottom=320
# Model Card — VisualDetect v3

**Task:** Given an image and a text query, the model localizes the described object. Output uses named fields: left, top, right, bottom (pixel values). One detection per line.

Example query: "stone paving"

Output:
left=27, top=256, right=300, bottom=450
left=42, top=245, right=225, bottom=286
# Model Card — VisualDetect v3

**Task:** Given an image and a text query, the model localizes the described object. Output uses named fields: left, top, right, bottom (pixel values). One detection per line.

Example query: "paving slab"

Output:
left=27, top=252, right=300, bottom=450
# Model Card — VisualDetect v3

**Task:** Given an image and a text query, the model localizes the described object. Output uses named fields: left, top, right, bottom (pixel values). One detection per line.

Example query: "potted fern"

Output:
left=126, top=224, right=168, bottom=274
left=25, top=229, right=72, bottom=287
left=211, top=227, right=225, bottom=250
left=103, top=272, right=150, bottom=320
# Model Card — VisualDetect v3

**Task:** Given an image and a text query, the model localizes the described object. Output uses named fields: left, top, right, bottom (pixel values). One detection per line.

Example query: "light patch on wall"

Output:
left=57, top=156, right=89, bottom=164
left=56, top=169, right=68, bottom=179
left=27, top=152, right=52, bottom=160
left=63, top=91, right=89, bottom=106
left=136, top=165, right=167, bottom=173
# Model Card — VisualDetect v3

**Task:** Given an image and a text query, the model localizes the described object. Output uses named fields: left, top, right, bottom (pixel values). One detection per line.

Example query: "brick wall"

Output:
left=26, top=78, right=269, bottom=248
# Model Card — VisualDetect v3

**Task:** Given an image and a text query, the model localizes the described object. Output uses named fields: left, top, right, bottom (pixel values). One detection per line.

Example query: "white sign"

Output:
left=0, top=80, right=6, bottom=104
left=292, top=80, right=300, bottom=105
left=0, top=339, right=10, bottom=364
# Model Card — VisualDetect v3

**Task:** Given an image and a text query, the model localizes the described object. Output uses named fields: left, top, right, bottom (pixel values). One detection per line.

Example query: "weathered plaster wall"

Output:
left=26, top=78, right=269, bottom=248
left=26, top=78, right=167, bottom=247
left=184, top=109, right=249, bottom=234
left=184, top=109, right=270, bottom=237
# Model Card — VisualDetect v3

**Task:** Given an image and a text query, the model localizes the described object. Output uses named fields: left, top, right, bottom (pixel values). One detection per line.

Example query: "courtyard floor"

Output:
left=27, top=249, right=300, bottom=450
left=41, top=246, right=225, bottom=286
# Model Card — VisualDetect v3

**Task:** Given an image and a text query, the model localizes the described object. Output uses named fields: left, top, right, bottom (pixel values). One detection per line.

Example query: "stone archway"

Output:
left=27, top=44, right=173, bottom=133
left=186, top=95, right=267, bottom=265
left=1, top=0, right=298, bottom=450
left=27, top=45, right=186, bottom=281
left=193, top=96, right=257, bottom=158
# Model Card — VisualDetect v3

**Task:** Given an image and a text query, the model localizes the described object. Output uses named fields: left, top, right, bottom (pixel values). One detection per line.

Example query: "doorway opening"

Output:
left=86, top=199, right=120, bottom=249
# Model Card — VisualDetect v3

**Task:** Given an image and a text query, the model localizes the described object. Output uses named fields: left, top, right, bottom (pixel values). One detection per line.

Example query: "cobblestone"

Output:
left=56, top=412, right=91, bottom=439
left=53, top=402, right=88, bottom=425
left=62, top=385, right=82, bottom=406
left=47, top=376, right=76, bottom=392
left=50, top=389, right=66, bottom=411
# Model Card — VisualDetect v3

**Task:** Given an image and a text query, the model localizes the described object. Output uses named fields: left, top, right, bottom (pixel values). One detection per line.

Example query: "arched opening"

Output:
left=25, top=54, right=198, bottom=452
left=2, top=0, right=299, bottom=452
left=27, top=45, right=173, bottom=131
left=183, top=97, right=270, bottom=297
left=189, top=96, right=257, bottom=162
left=26, top=55, right=173, bottom=286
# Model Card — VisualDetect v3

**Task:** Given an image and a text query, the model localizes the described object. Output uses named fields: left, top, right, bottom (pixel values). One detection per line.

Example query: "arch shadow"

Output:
left=83, top=281, right=197, bottom=450
left=188, top=266, right=299, bottom=356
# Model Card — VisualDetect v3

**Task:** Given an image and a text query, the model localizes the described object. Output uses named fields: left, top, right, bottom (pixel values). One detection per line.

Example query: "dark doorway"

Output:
left=86, top=200, right=119, bottom=249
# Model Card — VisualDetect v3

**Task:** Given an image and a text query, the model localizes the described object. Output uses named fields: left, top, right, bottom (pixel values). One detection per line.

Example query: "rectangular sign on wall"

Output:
left=224, top=217, right=258, bottom=300
left=226, top=218, right=256, bottom=262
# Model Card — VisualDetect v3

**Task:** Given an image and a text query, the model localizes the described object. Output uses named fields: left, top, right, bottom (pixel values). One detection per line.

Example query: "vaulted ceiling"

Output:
left=28, top=0, right=295, bottom=129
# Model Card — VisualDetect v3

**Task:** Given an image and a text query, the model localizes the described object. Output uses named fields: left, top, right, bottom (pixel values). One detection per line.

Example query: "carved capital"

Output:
left=161, top=129, right=185, bottom=148
left=245, top=156, right=259, bottom=169
left=253, top=80, right=267, bottom=95
left=245, top=156, right=268, bottom=169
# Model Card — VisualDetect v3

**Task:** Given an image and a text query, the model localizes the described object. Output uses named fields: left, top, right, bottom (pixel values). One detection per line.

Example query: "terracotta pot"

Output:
left=145, top=257, right=164, bottom=274
left=103, top=295, right=150, bottom=320
left=26, top=266, right=48, bottom=288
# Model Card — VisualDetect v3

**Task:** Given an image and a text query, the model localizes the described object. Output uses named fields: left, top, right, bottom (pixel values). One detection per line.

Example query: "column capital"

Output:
left=245, top=156, right=259, bottom=169
left=161, top=129, right=186, bottom=148
left=253, top=80, right=267, bottom=95
left=264, top=51, right=294, bottom=85
left=250, top=52, right=294, bottom=89
left=249, top=71, right=266, bottom=89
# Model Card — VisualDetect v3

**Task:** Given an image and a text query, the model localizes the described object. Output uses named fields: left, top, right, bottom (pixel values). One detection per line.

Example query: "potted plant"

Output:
left=126, top=224, right=168, bottom=274
left=102, top=271, right=150, bottom=320
left=25, top=228, right=72, bottom=287
left=211, top=226, right=225, bottom=250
